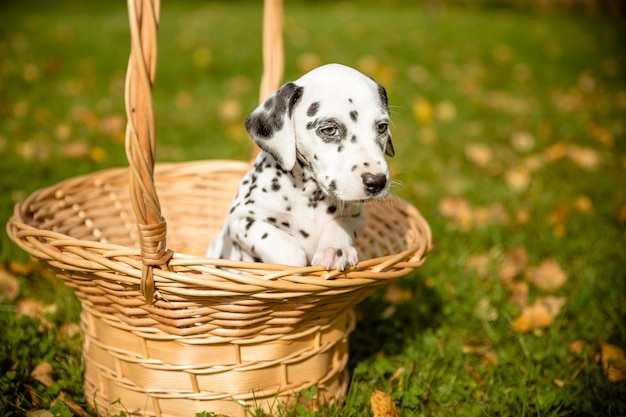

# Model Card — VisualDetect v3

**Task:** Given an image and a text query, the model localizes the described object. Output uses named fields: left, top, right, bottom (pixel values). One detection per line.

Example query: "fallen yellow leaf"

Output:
left=0, top=268, right=20, bottom=302
left=505, top=166, right=531, bottom=192
left=438, top=196, right=473, bottom=231
left=511, top=131, right=535, bottom=153
left=467, top=254, right=491, bottom=277
left=465, top=142, right=493, bottom=167
left=542, top=141, right=569, bottom=162
left=370, top=390, right=398, bottom=417
left=412, top=98, right=433, bottom=125
left=31, top=362, right=54, bottom=387
left=511, top=296, right=566, bottom=333
left=218, top=98, right=243, bottom=124
left=527, top=259, right=568, bottom=292
left=506, top=280, right=529, bottom=309
left=8, top=260, right=34, bottom=275
left=17, top=298, right=57, bottom=331
left=573, top=195, right=594, bottom=213
left=384, top=284, right=413, bottom=304
left=436, top=100, right=457, bottom=122
left=567, top=145, right=601, bottom=170
left=569, top=340, right=587, bottom=355
left=599, top=342, right=626, bottom=383
left=499, top=247, right=528, bottom=282
left=55, top=392, right=88, bottom=417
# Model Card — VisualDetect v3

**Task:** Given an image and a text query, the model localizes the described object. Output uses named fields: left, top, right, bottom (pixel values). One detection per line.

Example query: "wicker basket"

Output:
left=6, top=1, right=432, bottom=416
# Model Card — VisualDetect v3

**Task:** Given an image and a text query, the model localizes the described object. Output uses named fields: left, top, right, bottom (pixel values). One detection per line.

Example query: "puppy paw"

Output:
left=312, top=247, right=358, bottom=271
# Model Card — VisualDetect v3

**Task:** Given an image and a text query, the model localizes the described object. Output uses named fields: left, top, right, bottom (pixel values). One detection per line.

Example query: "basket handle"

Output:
left=124, top=0, right=285, bottom=302
left=252, top=0, right=284, bottom=160
left=125, top=0, right=170, bottom=303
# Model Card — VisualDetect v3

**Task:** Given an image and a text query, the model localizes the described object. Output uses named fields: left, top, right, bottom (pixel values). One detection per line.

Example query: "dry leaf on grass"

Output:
left=439, top=197, right=509, bottom=231
left=511, top=296, right=566, bottom=333
left=527, top=259, right=568, bottom=292
left=567, top=145, right=601, bottom=170
left=599, top=342, right=626, bottom=383
left=499, top=247, right=528, bottom=282
left=17, top=298, right=57, bottom=330
left=505, top=166, right=531, bottom=192
left=507, top=280, right=529, bottom=309
left=370, top=390, right=399, bottom=417
left=0, top=268, right=20, bottom=302
left=438, top=196, right=473, bottom=231
left=461, top=342, right=499, bottom=367
left=465, top=142, right=493, bottom=167
left=511, top=131, right=535, bottom=153
left=55, top=392, right=88, bottom=417
left=31, top=362, right=54, bottom=387
left=8, top=260, right=34, bottom=276
left=412, top=98, right=433, bottom=125
left=467, top=254, right=491, bottom=277
left=475, top=297, right=498, bottom=322
left=384, top=284, right=413, bottom=304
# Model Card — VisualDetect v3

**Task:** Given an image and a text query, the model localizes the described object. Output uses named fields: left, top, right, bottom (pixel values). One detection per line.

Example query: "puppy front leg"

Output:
left=312, top=212, right=365, bottom=271
left=230, top=217, right=309, bottom=267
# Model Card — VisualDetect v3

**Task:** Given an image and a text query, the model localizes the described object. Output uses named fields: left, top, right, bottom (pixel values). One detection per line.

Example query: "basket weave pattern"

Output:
left=6, top=0, right=432, bottom=415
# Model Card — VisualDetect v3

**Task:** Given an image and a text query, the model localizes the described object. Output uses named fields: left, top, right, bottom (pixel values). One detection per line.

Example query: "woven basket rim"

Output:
left=8, top=160, right=432, bottom=292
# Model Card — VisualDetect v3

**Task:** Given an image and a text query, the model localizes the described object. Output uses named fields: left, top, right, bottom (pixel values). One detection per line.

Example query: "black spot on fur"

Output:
left=261, top=233, right=268, bottom=239
left=329, top=180, right=337, bottom=193
left=349, top=110, right=358, bottom=122
left=351, top=135, right=357, bottom=143
left=378, top=84, right=389, bottom=111
left=337, top=249, right=343, bottom=257
left=299, top=230, right=310, bottom=238
left=307, top=101, right=320, bottom=117
left=281, top=221, right=290, bottom=228
left=328, top=205, right=337, bottom=214
left=308, top=187, right=326, bottom=208
left=351, top=165, right=358, bottom=172
left=245, top=82, right=303, bottom=140
left=271, top=177, right=281, bottom=191
left=245, top=217, right=255, bottom=231
left=267, top=217, right=277, bottom=223
left=254, top=257, right=262, bottom=262
left=337, top=145, right=344, bottom=152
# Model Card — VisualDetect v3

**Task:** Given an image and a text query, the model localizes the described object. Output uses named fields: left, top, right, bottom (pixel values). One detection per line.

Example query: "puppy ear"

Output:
left=385, top=135, right=395, bottom=157
left=245, top=82, right=303, bottom=171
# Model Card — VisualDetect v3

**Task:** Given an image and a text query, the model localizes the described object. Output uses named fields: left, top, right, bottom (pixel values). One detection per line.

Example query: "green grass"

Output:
left=1, top=0, right=625, bottom=416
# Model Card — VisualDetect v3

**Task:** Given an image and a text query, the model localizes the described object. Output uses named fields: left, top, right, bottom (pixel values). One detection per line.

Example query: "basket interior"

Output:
left=23, top=159, right=422, bottom=262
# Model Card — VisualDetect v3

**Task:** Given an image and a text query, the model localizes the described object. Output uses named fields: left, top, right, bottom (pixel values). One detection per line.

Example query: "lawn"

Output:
left=1, top=0, right=625, bottom=416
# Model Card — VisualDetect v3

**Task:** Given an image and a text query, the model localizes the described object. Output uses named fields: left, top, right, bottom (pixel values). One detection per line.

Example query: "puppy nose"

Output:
left=362, top=173, right=387, bottom=195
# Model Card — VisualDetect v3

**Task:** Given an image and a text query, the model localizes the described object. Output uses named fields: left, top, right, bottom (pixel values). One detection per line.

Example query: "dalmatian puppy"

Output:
left=207, top=63, right=395, bottom=271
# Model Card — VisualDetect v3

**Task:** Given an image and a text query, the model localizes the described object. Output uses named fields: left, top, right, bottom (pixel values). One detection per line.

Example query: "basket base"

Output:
left=82, top=304, right=354, bottom=417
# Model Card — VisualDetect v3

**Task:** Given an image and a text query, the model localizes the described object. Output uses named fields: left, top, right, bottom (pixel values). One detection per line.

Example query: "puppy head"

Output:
left=245, top=63, right=394, bottom=202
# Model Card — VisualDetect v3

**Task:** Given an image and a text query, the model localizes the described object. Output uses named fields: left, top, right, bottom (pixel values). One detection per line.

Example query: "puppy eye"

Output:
left=319, top=126, right=339, bottom=137
left=377, top=123, right=389, bottom=134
